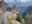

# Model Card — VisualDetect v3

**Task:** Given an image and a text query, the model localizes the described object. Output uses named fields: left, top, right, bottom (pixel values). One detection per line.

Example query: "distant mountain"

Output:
left=19, top=6, right=27, bottom=14
left=19, top=5, right=32, bottom=18
left=27, top=5, right=32, bottom=15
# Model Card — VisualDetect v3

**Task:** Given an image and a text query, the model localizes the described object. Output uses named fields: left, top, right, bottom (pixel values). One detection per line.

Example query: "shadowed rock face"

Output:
left=0, top=12, right=5, bottom=24
left=0, top=0, right=5, bottom=24
left=0, top=0, right=5, bottom=13
left=0, top=0, right=2, bottom=2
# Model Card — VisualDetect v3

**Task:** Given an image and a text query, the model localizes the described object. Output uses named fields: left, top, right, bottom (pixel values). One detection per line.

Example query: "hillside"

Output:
left=19, top=5, right=32, bottom=18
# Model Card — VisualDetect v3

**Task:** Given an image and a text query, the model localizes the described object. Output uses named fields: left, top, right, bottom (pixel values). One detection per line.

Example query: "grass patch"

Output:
left=6, top=16, right=12, bottom=24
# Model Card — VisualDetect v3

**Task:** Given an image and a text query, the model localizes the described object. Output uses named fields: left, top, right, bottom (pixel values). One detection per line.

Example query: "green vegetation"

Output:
left=16, top=13, right=21, bottom=23
left=24, top=16, right=32, bottom=24
left=6, top=16, right=12, bottom=24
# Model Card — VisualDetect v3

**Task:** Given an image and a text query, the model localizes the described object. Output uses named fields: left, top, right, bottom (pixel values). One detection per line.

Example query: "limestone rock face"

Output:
left=3, top=11, right=21, bottom=24
left=12, top=5, right=19, bottom=14
left=11, top=20, right=21, bottom=24
left=0, top=0, right=20, bottom=24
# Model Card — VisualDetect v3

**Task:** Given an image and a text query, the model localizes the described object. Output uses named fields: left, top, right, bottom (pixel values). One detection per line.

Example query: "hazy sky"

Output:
left=4, top=0, right=32, bottom=7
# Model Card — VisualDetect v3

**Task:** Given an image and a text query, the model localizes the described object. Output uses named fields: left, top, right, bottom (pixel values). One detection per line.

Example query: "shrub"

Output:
left=24, top=16, right=32, bottom=24
left=16, top=13, right=21, bottom=23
